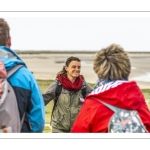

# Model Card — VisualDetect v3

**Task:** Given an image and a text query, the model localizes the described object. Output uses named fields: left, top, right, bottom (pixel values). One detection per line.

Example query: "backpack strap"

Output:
left=99, top=100, right=118, bottom=112
left=81, top=85, right=86, bottom=99
left=95, top=98, right=121, bottom=113
left=51, top=80, right=62, bottom=115
left=54, top=80, right=62, bottom=101
left=81, top=79, right=87, bottom=99
left=7, top=65, right=24, bottom=78
left=7, top=64, right=25, bottom=132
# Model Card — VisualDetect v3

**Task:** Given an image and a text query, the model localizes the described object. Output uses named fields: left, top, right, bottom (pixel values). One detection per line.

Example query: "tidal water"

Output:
left=81, top=60, right=150, bottom=82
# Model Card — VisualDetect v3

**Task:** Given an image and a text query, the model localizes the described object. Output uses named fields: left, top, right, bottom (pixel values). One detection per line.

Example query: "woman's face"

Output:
left=65, top=60, right=81, bottom=80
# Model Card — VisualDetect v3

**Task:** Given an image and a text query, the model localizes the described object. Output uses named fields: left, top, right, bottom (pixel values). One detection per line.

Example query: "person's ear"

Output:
left=6, top=36, right=11, bottom=48
left=65, top=66, right=68, bottom=72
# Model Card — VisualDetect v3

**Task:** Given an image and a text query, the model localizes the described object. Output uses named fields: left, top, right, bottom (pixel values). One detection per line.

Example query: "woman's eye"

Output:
left=72, top=66, right=81, bottom=69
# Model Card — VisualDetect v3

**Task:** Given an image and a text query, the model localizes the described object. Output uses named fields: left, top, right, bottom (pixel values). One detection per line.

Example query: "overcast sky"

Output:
left=3, top=14, right=150, bottom=52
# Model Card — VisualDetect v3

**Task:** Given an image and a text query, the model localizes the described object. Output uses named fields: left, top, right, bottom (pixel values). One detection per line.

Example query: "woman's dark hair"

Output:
left=57, top=56, right=81, bottom=76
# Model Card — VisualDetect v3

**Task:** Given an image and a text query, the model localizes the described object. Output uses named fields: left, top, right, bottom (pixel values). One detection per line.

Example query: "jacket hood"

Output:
left=87, top=81, right=145, bottom=110
left=0, top=46, right=26, bottom=70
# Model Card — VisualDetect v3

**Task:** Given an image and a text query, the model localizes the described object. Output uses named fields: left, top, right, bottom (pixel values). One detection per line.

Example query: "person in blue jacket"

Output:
left=0, top=18, right=45, bottom=132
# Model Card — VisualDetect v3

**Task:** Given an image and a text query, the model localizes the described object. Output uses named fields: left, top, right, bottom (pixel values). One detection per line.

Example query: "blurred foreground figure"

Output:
left=0, top=18, right=45, bottom=132
left=72, top=43, right=150, bottom=133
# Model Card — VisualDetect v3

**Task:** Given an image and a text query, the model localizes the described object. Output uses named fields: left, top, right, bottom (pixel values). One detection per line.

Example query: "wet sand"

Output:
left=18, top=52, right=150, bottom=89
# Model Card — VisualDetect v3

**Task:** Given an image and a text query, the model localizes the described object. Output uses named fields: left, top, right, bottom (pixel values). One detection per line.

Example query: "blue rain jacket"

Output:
left=0, top=46, right=45, bottom=132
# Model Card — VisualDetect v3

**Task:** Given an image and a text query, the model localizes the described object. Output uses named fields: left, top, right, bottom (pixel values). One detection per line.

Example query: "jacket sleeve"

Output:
left=28, top=73, right=45, bottom=133
left=42, top=82, right=56, bottom=106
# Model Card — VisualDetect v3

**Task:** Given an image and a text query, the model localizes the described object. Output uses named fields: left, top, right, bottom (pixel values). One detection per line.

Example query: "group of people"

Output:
left=0, top=17, right=150, bottom=133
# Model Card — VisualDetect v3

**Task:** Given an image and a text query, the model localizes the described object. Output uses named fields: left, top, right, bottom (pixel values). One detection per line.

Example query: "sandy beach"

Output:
left=18, top=52, right=150, bottom=89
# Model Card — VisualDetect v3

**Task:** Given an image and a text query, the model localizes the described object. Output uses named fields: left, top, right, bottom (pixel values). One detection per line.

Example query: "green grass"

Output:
left=37, top=79, right=54, bottom=124
left=37, top=79, right=150, bottom=133
left=37, top=80, right=54, bottom=133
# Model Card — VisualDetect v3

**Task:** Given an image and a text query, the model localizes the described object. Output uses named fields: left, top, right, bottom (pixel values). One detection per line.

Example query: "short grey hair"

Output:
left=93, top=43, right=131, bottom=80
left=0, top=18, right=10, bottom=46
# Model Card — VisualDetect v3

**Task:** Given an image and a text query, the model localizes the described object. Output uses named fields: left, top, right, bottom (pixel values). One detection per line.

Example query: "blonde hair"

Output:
left=0, top=18, right=10, bottom=46
left=93, top=43, right=131, bottom=80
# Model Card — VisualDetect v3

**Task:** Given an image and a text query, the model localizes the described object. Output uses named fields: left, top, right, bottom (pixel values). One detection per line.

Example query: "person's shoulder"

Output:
left=15, top=66, right=36, bottom=81
left=80, top=75, right=85, bottom=80
left=47, top=79, right=60, bottom=87
left=17, top=66, right=32, bottom=74
left=50, top=81, right=58, bottom=87
left=43, top=79, right=58, bottom=94
left=80, top=75, right=86, bottom=84
left=82, top=78, right=93, bottom=90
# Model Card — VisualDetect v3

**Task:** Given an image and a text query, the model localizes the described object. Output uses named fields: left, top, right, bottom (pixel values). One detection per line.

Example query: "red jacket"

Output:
left=71, top=81, right=150, bottom=133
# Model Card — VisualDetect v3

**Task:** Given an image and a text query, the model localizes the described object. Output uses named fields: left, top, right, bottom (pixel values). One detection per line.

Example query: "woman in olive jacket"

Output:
left=43, top=56, right=93, bottom=133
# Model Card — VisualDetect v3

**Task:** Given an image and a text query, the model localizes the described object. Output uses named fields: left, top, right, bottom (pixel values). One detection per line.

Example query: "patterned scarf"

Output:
left=94, top=78, right=128, bottom=90
left=94, top=78, right=113, bottom=90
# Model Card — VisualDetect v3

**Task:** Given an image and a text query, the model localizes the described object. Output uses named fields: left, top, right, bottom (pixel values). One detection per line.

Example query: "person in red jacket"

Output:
left=71, top=43, right=150, bottom=133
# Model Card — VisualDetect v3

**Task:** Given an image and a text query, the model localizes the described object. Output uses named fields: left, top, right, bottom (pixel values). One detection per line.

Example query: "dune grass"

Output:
left=37, top=79, right=150, bottom=133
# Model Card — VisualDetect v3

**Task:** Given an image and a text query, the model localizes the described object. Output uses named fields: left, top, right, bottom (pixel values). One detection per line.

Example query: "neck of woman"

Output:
left=67, top=76, right=76, bottom=83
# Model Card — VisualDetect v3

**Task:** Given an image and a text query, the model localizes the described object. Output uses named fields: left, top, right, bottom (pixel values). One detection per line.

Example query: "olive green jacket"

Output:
left=43, top=79, right=93, bottom=132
